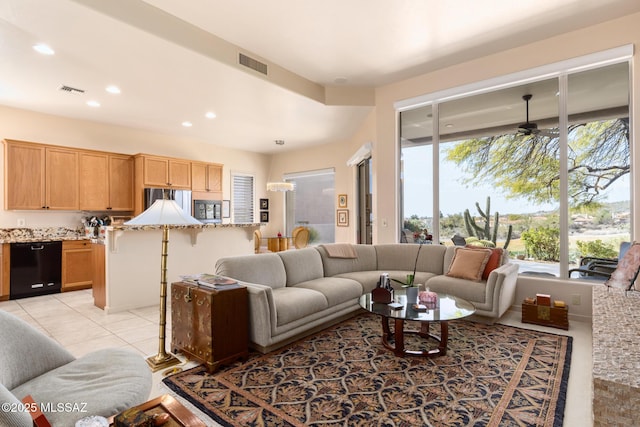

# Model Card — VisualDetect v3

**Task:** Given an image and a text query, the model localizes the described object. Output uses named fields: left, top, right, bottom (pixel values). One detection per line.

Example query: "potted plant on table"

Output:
left=392, top=239, right=425, bottom=303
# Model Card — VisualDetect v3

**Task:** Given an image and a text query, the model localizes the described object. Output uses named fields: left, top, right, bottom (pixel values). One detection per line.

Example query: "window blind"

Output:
left=232, top=174, right=254, bottom=223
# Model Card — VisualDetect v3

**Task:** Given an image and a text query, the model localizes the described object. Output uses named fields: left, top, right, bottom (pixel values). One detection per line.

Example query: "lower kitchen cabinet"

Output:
left=62, top=240, right=93, bottom=291
left=92, top=243, right=106, bottom=309
left=0, top=244, right=8, bottom=300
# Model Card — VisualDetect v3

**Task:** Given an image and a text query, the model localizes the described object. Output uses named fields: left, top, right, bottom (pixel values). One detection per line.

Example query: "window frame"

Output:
left=396, top=46, right=633, bottom=279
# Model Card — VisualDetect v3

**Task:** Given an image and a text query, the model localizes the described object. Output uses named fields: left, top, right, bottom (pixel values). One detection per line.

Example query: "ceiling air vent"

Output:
left=58, top=85, right=85, bottom=95
left=239, top=53, right=268, bottom=75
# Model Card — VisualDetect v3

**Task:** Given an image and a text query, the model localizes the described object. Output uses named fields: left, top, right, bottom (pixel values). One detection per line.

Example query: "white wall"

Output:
left=0, top=105, right=270, bottom=228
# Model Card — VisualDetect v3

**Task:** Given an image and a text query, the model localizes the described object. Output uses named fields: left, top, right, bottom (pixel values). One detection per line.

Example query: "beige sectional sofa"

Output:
left=215, top=243, right=518, bottom=353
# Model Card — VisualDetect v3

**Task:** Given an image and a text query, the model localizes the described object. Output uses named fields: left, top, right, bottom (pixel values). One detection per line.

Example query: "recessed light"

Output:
left=105, top=85, right=121, bottom=94
left=33, top=44, right=54, bottom=55
left=205, top=112, right=217, bottom=119
left=86, top=100, right=100, bottom=107
left=182, top=121, right=193, bottom=127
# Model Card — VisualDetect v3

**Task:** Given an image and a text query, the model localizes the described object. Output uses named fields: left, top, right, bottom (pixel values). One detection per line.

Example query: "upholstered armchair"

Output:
left=0, top=310, right=151, bottom=426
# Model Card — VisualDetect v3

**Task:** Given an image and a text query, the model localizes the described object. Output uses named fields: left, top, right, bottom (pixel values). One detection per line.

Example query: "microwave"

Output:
left=144, top=188, right=192, bottom=215
left=193, top=199, right=222, bottom=223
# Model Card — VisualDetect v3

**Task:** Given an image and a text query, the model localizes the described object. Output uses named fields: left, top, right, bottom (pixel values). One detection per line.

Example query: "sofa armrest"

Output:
left=241, top=282, right=278, bottom=347
left=487, top=262, right=519, bottom=318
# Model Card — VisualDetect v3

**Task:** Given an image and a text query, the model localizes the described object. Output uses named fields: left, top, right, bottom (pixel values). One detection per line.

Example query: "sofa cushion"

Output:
left=446, top=247, right=492, bottom=281
left=11, top=348, right=151, bottom=425
left=334, top=271, right=383, bottom=293
left=272, top=287, right=329, bottom=326
left=426, top=275, right=487, bottom=304
left=278, top=248, right=324, bottom=286
left=375, top=244, right=447, bottom=275
left=0, top=384, right=32, bottom=427
left=0, top=310, right=75, bottom=390
left=293, top=277, right=363, bottom=306
left=216, top=253, right=287, bottom=289
left=317, top=244, right=378, bottom=277
left=465, top=245, right=505, bottom=280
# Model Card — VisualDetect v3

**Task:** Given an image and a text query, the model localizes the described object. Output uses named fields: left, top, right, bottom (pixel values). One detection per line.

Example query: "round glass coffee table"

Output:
left=359, top=290, right=475, bottom=357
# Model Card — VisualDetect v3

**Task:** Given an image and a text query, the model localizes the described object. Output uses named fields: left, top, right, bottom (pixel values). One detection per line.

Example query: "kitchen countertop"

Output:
left=110, top=222, right=262, bottom=231
left=0, top=227, right=86, bottom=243
left=0, top=223, right=264, bottom=243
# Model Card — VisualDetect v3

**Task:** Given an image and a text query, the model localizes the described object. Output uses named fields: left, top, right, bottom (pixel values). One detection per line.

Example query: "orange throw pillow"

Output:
left=446, top=247, right=492, bottom=282
left=466, top=245, right=504, bottom=280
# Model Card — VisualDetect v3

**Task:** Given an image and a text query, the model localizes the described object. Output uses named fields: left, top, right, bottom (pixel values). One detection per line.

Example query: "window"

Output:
left=284, top=168, right=335, bottom=244
left=399, top=53, right=631, bottom=279
left=232, top=173, right=254, bottom=223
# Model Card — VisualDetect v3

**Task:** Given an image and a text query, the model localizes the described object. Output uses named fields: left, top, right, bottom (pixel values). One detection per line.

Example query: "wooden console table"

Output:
left=171, top=281, right=248, bottom=372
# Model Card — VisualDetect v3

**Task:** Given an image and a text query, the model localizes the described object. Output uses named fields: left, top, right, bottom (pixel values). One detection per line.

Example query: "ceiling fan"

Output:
left=517, top=94, right=558, bottom=137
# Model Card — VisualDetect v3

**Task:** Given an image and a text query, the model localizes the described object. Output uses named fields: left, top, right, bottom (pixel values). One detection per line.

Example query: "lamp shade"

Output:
left=125, top=199, right=201, bottom=226
left=266, top=181, right=294, bottom=192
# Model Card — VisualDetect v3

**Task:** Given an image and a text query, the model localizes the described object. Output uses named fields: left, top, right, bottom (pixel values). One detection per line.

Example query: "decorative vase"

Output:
left=406, top=286, right=419, bottom=304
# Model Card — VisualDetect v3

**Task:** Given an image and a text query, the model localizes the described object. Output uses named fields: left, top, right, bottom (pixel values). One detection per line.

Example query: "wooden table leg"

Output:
left=380, top=317, right=449, bottom=357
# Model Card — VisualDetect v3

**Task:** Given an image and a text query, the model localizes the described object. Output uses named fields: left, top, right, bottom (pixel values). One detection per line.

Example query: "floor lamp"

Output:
left=125, top=199, right=201, bottom=372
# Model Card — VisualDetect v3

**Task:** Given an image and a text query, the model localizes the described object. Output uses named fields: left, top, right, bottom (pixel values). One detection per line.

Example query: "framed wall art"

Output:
left=260, top=211, right=269, bottom=223
left=337, top=209, right=349, bottom=227
left=338, top=194, right=347, bottom=208
left=260, top=198, right=269, bottom=210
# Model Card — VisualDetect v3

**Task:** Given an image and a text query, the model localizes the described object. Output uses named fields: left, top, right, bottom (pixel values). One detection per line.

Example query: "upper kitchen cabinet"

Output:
left=191, top=162, right=223, bottom=193
left=79, top=152, right=133, bottom=211
left=4, top=140, right=79, bottom=210
left=136, top=155, right=191, bottom=189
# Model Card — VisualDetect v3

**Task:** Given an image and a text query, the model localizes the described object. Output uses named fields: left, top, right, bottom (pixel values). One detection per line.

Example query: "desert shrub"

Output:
left=521, top=227, right=560, bottom=261
left=575, top=240, right=617, bottom=259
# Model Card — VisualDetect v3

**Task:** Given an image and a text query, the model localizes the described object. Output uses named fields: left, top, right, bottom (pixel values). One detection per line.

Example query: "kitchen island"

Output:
left=101, top=223, right=259, bottom=313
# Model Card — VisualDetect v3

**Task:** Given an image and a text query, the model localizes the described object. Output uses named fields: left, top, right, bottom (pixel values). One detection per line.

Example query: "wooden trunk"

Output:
left=171, top=282, right=249, bottom=372
left=521, top=301, right=569, bottom=330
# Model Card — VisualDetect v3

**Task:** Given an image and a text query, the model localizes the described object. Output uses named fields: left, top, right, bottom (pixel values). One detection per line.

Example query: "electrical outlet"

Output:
left=571, top=294, right=581, bottom=306
left=17, top=218, right=26, bottom=227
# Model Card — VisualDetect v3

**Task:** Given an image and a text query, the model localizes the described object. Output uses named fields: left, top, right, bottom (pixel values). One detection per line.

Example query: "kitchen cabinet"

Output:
left=0, top=244, right=8, bottom=301
left=192, top=162, right=222, bottom=193
left=79, top=152, right=134, bottom=211
left=47, top=147, right=79, bottom=210
left=137, top=155, right=191, bottom=189
left=92, top=243, right=106, bottom=309
left=62, top=240, right=93, bottom=291
left=4, top=140, right=78, bottom=210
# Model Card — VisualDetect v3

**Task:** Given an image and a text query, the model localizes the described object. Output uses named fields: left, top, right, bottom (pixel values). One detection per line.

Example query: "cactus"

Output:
left=463, top=197, right=513, bottom=249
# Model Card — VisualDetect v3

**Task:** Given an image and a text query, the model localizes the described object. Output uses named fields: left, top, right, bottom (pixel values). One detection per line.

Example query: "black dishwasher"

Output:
left=10, top=241, right=62, bottom=299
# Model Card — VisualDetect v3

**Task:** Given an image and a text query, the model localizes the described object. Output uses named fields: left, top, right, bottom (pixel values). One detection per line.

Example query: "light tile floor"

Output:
left=0, top=290, right=592, bottom=426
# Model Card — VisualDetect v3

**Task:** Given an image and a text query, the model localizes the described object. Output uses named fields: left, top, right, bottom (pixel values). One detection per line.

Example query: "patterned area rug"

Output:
left=163, top=313, right=571, bottom=427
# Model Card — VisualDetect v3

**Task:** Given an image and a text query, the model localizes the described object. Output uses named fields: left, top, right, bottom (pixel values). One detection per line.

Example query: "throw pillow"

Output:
left=465, top=245, right=505, bottom=280
left=446, top=247, right=492, bottom=281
